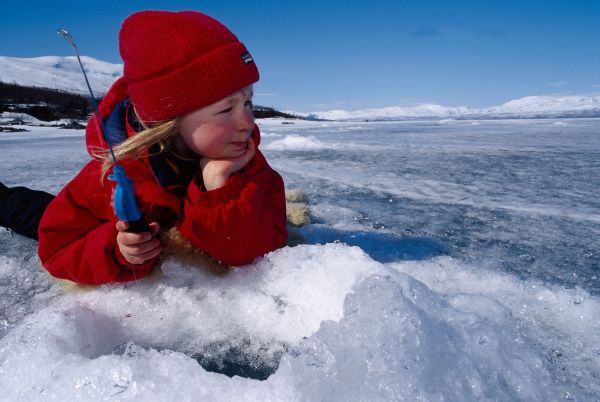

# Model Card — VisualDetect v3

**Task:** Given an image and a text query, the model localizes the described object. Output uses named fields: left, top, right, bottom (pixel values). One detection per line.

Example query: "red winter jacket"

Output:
left=38, top=77, right=287, bottom=285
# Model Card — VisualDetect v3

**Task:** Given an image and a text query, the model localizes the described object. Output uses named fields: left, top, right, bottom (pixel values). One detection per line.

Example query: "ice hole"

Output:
left=113, top=338, right=287, bottom=380
left=190, top=339, right=287, bottom=380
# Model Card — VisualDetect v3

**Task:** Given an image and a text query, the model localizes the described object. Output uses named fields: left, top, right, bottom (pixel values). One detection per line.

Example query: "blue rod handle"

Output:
left=109, top=165, right=151, bottom=234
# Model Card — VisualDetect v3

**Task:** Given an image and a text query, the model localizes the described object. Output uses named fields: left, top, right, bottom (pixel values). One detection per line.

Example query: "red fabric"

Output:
left=37, top=83, right=287, bottom=285
left=120, top=11, right=259, bottom=123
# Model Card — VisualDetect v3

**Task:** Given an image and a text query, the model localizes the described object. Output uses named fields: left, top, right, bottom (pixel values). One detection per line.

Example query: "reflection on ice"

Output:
left=292, top=224, right=447, bottom=263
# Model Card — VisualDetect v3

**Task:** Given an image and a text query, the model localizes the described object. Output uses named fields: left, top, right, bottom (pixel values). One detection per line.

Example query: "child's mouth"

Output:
left=230, top=141, right=248, bottom=151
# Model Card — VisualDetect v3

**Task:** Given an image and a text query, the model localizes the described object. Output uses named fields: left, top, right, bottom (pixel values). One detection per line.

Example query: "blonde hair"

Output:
left=98, top=114, right=181, bottom=179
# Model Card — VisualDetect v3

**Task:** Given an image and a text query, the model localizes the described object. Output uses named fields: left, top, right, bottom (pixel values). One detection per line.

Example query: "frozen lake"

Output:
left=0, top=118, right=599, bottom=401
left=263, top=118, right=600, bottom=294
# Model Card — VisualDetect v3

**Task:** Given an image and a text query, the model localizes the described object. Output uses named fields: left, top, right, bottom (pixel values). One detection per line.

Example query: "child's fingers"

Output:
left=118, top=230, right=152, bottom=246
left=116, top=220, right=129, bottom=233
left=122, top=237, right=161, bottom=255
left=241, top=137, right=256, bottom=165
left=245, top=141, right=256, bottom=163
left=116, top=220, right=162, bottom=264
left=119, top=238, right=162, bottom=265
left=149, top=221, right=160, bottom=236
left=123, top=244, right=162, bottom=265
left=116, top=220, right=150, bottom=249
left=245, top=137, right=256, bottom=158
left=116, top=220, right=158, bottom=243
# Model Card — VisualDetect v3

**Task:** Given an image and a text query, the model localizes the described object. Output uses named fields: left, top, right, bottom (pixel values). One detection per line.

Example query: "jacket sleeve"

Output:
left=177, top=150, right=288, bottom=266
left=38, top=161, right=156, bottom=285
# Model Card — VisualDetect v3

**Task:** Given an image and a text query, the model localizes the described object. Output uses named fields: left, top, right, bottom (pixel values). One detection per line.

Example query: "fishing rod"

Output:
left=57, top=29, right=150, bottom=235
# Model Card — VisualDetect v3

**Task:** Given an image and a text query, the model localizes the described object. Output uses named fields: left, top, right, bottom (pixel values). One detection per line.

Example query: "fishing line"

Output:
left=57, top=28, right=149, bottom=287
left=56, top=29, right=118, bottom=164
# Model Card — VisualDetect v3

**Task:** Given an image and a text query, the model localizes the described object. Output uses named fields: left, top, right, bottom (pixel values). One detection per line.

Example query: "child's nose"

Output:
left=236, top=106, right=254, bottom=132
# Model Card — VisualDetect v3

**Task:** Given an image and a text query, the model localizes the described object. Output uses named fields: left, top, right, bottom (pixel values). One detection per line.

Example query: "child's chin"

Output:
left=226, top=148, right=247, bottom=158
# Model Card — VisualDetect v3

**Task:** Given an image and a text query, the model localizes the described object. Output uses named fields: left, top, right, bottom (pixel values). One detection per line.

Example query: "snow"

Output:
left=0, top=112, right=84, bottom=128
left=263, top=135, right=328, bottom=151
left=301, top=95, right=600, bottom=121
left=0, top=55, right=122, bottom=95
left=490, top=94, right=600, bottom=114
left=1, top=119, right=599, bottom=400
left=0, top=111, right=43, bottom=124
left=306, top=104, right=474, bottom=121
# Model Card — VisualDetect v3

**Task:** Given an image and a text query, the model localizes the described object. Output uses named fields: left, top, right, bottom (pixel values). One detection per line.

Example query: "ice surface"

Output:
left=262, top=118, right=600, bottom=293
left=390, top=257, right=600, bottom=400
left=1, top=120, right=599, bottom=400
left=283, top=266, right=599, bottom=401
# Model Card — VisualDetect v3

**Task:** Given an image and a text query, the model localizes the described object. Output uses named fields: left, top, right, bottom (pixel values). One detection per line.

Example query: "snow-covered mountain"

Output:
left=296, top=95, right=600, bottom=120
left=302, top=104, right=476, bottom=121
left=484, top=94, right=600, bottom=117
left=301, top=94, right=600, bottom=121
left=1, top=55, right=599, bottom=120
left=0, top=55, right=122, bottom=95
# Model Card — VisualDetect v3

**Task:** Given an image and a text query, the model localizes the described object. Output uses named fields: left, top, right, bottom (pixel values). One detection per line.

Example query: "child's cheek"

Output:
left=205, top=131, right=229, bottom=156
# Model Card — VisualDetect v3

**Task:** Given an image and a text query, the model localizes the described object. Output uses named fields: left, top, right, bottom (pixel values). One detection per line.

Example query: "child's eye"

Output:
left=245, top=100, right=253, bottom=108
left=218, top=107, right=233, bottom=114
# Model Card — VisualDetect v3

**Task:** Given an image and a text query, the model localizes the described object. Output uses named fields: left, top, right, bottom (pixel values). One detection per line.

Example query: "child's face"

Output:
left=176, top=86, right=254, bottom=159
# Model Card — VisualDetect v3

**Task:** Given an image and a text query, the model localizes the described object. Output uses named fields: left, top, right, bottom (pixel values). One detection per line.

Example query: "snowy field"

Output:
left=0, top=118, right=599, bottom=401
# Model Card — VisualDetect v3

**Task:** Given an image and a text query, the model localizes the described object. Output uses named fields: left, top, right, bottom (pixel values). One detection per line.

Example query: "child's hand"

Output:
left=200, top=137, right=256, bottom=191
left=116, top=220, right=161, bottom=265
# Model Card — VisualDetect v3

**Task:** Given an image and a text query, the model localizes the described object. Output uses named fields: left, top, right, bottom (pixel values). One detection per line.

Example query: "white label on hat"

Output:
left=241, top=52, right=254, bottom=65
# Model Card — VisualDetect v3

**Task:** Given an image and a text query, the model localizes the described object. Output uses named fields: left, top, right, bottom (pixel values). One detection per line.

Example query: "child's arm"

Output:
left=38, top=161, right=158, bottom=285
left=178, top=148, right=288, bottom=266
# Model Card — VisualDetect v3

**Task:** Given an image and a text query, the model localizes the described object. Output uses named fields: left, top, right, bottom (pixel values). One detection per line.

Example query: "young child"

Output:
left=16, top=10, right=288, bottom=285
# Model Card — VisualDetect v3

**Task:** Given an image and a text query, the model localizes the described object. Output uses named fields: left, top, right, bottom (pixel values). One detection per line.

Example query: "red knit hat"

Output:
left=119, top=10, right=259, bottom=122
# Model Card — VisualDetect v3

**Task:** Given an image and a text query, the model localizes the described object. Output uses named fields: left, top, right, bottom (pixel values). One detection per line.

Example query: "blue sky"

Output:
left=1, top=0, right=599, bottom=112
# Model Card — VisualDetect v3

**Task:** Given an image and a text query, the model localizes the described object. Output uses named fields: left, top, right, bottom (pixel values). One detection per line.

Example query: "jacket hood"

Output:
left=85, top=77, right=131, bottom=157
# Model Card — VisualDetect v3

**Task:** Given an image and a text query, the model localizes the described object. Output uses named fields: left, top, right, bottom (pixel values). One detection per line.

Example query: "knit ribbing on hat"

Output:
left=119, top=10, right=259, bottom=122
